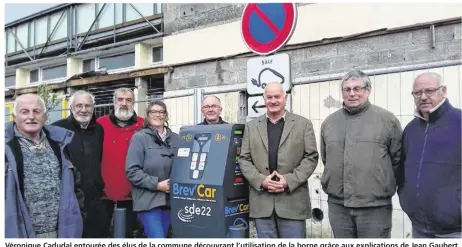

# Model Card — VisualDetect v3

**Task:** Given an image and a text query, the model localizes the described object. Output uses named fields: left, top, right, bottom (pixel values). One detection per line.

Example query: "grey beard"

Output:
left=115, top=108, right=134, bottom=121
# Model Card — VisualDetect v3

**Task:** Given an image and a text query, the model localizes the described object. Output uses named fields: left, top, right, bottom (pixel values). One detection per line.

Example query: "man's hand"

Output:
left=262, top=172, right=281, bottom=192
left=271, top=172, right=288, bottom=193
left=157, top=179, right=170, bottom=193
left=262, top=171, right=285, bottom=193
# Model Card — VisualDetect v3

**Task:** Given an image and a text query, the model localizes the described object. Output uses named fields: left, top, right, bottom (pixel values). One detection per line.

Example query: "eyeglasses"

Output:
left=342, top=86, right=368, bottom=94
left=148, top=110, right=166, bottom=116
left=202, top=104, right=222, bottom=110
left=411, top=86, right=443, bottom=98
left=73, top=104, right=94, bottom=110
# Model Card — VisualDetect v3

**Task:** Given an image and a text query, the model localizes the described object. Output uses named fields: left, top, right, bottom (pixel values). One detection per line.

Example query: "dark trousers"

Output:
left=255, top=211, right=306, bottom=238
left=101, top=199, right=139, bottom=238
left=82, top=199, right=107, bottom=238
left=328, top=202, right=392, bottom=238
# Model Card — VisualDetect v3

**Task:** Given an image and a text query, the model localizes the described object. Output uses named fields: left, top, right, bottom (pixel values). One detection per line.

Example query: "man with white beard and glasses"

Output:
left=52, top=90, right=105, bottom=238
left=97, top=88, right=144, bottom=237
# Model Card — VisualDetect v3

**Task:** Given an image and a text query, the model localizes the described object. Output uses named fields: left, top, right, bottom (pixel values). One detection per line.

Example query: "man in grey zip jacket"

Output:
left=320, top=70, right=402, bottom=238
left=5, top=94, right=84, bottom=238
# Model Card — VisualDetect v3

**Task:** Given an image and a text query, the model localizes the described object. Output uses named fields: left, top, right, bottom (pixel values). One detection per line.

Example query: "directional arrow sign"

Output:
left=251, top=100, right=266, bottom=114
left=247, top=95, right=292, bottom=118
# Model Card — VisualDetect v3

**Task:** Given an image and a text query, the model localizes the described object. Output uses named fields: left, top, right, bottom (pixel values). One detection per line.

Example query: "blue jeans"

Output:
left=138, top=207, right=170, bottom=238
left=255, top=211, right=306, bottom=238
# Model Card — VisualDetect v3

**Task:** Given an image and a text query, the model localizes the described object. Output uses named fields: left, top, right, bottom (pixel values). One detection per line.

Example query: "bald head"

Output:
left=264, top=82, right=287, bottom=116
left=413, top=72, right=443, bottom=88
left=264, top=82, right=285, bottom=97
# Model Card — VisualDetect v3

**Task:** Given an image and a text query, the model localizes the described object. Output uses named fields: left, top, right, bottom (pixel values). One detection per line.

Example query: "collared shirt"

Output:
left=159, top=127, right=167, bottom=142
left=14, top=126, right=47, bottom=153
left=266, top=110, right=287, bottom=123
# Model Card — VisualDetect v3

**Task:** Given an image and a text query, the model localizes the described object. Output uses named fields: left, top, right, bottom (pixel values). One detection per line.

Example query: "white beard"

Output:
left=114, top=106, right=134, bottom=121
left=72, top=111, right=92, bottom=127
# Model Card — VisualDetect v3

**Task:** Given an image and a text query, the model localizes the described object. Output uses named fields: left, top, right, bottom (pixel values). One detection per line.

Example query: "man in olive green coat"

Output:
left=239, top=82, right=319, bottom=238
left=320, top=70, right=402, bottom=238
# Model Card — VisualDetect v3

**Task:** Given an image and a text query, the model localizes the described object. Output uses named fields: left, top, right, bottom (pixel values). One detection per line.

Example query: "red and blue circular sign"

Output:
left=241, top=3, right=297, bottom=55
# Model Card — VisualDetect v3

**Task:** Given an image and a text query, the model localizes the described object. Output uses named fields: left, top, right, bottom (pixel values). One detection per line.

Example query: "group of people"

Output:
left=4, top=69, right=460, bottom=239
left=5, top=88, right=226, bottom=238
left=239, top=70, right=461, bottom=239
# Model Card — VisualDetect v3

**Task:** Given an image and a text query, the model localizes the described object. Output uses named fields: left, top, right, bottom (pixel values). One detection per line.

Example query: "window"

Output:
left=5, top=75, right=16, bottom=88
left=83, top=59, right=95, bottom=72
left=42, top=65, right=67, bottom=81
left=76, top=4, right=96, bottom=34
left=29, top=64, right=67, bottom=84
left=99, top=53, right=135, bottom=71
left=81, top=53, right=135, bottom=73
left=152, top=46, right=163, bottom=64
left=155, top=3, right=162, bottom=14
left=30, top=69, right=39, bottom=83
left=35, top=16, right=48, bottom=45
left=126, top=3, right=155, bottom=22
left=16, top=23, right=28, bottom=49
left=7, top=30, right=16, bottom=53
left=97, top=3, right=117, bottom=29
left=50, top=11, right=68, bottom=41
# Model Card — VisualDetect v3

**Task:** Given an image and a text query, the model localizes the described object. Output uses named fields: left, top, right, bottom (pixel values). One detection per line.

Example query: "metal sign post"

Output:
left=241, top=3, right=297, bottom=121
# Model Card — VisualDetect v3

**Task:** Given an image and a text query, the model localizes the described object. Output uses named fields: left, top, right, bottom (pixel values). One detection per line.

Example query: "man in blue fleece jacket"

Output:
left=398, top=72, right=461, bottom=238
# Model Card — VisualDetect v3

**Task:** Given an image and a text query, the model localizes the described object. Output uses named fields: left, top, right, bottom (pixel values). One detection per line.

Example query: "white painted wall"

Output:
left=164, top=3, right=462, bottom=66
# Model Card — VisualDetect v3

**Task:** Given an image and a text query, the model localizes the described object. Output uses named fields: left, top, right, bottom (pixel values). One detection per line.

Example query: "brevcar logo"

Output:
left=225, top=203, right=249, bottom=216
left=172, top=183, right=217, bottom=199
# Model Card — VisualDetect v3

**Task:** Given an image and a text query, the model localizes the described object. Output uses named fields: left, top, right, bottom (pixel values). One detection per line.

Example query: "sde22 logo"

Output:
left=172, top=183, right=217, bottom=201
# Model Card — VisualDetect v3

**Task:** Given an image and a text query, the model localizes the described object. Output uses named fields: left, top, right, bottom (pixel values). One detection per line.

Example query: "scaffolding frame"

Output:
left=5, top=3, right=164, bottom=65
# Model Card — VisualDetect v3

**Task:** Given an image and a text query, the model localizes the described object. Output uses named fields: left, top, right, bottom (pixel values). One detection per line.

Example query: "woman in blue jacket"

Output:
left=125, top=100, right=179, bottom=238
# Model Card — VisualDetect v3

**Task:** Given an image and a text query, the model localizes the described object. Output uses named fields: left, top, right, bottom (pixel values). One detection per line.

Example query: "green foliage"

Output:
left=36, top=83, right=60, bottom=117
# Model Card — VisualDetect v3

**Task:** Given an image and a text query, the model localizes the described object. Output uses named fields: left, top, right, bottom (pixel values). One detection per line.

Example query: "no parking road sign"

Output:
left=241, top=3, right=297, bottom=55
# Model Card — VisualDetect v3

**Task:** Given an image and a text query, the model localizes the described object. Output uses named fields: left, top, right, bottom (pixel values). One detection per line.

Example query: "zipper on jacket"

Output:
left=417, top=122, right=429, bottom=187
left=416, top=122, right=430, bottom=229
